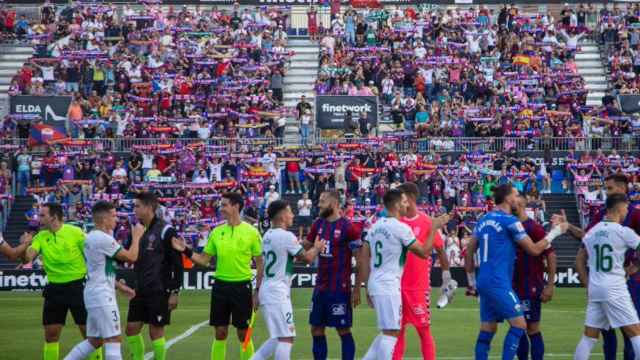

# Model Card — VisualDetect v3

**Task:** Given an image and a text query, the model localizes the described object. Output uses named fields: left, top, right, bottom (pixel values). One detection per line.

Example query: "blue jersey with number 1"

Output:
left=474, top=210, right=528, bottom=290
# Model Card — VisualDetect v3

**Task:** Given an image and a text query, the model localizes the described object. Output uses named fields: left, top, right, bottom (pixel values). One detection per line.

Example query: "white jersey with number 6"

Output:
left=84, top=230, right=122, bottom=309
left=259, top=228, right=303, bottom=305
left=584, top=221, right=640, bottom=301
left=365, top=217, right=416, bottom=296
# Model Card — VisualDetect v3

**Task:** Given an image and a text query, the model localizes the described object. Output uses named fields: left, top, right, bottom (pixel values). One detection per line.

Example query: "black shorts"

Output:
left=298, top=216, right=312, bottom=227
left=42, top=279, right=87, bottom=326
left=127, top=292, right=171, bottom=326
left=210, top=279, right=252, bottom=329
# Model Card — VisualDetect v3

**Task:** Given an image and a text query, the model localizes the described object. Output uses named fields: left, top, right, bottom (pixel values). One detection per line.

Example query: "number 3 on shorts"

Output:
left=112, top=310, right=118, bottom=322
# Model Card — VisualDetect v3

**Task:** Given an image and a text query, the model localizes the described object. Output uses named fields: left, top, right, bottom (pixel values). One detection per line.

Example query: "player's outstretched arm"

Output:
left=518, top=224, right=567, bottom=256
left=297, top=237, right=325, bottom=264
left=115, top=223, right=144, bottom=263
left=0, top=233, right=31, bottom=261
left=171, top=237, right=213, bottom=267
left=575, top=246, right=589, bottom=287
left=408, top=214, right=450, bottom=259
left=551, top=209, right=584, bottom=239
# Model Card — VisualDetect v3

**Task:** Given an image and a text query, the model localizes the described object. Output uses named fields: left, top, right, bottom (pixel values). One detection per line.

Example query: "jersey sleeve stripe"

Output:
left=110, top=246, right=122, bottom=259
left=404, top=239, right=417, bottom=248
left=294, top=248, right=303, bottom=257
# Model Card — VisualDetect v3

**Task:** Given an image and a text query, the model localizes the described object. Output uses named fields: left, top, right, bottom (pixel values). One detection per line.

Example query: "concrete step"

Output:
left=287, top=39, right=316, bottom=47
left=0, top=78, right=12, bottom=85
left=284, top=83, right=314, bottom=92
left=287, top=68, right=318, bottom=77
left=0, top=69, right=18, bottom=76
left=0, top=61, right=27, bottom=68
left=579, top=45, right=599, bottom=53
left=0, top=85, right=10, bottom=92
left=284, top=91, right=315, bottom=101
left=290, top=60, right=318, bottom=68
left=0, top=46, right=33, bottom=53
left=284, top=75, right=316, bottom=84
left=583, top=75, right=607, bottom=83
left=586, top=98, right=603, bottom=106
left=0, top=54, right=32, bottom=61
left=575, top=60, right=603, bottom=68
left=291, top=53, right=318, bottom=61
left=291, top=47, right=320, bottom=54
left=585, top=83, right=608, bottom=91
left=576, top=53, right=600, bottom=60
left=588, top=90, right=606, bottom=98
left=577, top=67, right=605, bottom=76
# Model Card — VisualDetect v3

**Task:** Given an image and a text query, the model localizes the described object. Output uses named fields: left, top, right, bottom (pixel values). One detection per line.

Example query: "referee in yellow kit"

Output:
left=21, top=203, right=102, bottom=360
left=172, top=192, right=263, bottom=360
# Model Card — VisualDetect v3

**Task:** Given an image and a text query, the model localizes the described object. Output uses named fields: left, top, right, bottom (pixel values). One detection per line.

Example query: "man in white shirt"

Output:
left=265, top=185, right=280, bottom=207
left=574, top=194, right=640, bottom=360
left=64, top=201, right=143, bottom=360
left=297, top=192, right=313, bottom=239
left=361, top=189, right=449, bottom=360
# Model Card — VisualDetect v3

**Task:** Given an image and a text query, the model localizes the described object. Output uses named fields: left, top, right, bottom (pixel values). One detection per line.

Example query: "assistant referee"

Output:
left=173, top=191, right=263, bottom=360
left=21, top=202, right=102, bottom=360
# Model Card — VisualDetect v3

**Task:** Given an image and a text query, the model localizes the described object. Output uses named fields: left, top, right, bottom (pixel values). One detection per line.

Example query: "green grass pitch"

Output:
left=0, top=288, right=611, bottom=359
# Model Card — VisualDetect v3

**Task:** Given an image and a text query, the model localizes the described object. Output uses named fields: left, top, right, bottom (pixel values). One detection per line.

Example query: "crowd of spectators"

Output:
left=4, top=2, right=295, bottom=141
left=601, top=2, right=640, bottom=95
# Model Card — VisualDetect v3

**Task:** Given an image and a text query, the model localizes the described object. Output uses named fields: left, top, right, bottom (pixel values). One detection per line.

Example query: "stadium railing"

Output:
left=8, top=136, right=640, bottom=153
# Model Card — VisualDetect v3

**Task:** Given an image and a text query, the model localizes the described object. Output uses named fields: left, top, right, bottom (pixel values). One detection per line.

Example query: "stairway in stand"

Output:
left=576, top=40, right=608, bottom=107
left=284, top=37, right=319, bottom=146
left=0, top=44, right=32, bottom=117
left=542, top=193, right=582, bottom=268
left=0, top=195, right=35, bottom=269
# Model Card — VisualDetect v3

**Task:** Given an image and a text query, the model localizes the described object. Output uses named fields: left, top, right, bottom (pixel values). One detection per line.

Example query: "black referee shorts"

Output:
left=210, top=279, right=252, bottom=329
left=127, top=292, right=171, bottom=327
left=42, top=279, right=87, bottom=326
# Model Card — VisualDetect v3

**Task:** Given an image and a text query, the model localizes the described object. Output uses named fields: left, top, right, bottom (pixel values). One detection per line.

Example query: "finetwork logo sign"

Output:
left=320, top=103, right=374, bottom=115
left=0, top=271, right=48, bottom=290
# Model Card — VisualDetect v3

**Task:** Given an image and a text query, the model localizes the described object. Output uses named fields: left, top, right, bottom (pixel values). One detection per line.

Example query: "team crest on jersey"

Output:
left=147, top=235, right=156, bottom=250
left=331, top=304, right=346, bottom=316
left=412, top=304, right=426, bottom=315
left=412, top=227, right=421, bottom=236
left=514, top=303, right=522, bottom=312
left=334, top=229, right=341, bottom=239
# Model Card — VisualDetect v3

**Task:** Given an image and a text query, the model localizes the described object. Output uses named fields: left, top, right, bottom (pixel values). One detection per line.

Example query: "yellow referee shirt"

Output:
left=30, top=224, right=87, bottom=284
left=204, top=221, right=262, bottom=282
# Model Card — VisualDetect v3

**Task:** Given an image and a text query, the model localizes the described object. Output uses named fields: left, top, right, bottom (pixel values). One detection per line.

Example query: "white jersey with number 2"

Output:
left=259, top=228, right=303, bottom=305
left=584, top=221, right=640, bottom=301
left=84, top=229, right=122, bottom=309
left=365, top=217, right=416, bottom=296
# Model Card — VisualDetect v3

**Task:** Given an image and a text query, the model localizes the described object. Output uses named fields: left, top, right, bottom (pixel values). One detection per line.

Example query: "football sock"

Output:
left=602, top=328, right=617, bottom=360
left=240, top=340, right=254, bottom=360
left=44, top=342, right=60, bottom=360
left=251, top=339, right=277, bottom=360
left=503, top=327, right=525, bottom=360
left=126, top=335, right=144, bottom=360
left=211, top=340, right=226, bottom=360
left=475, top=330, right=495, bottom=360
left=274, top=341, right=292, bottom=360
left=391, top=325, right=407, bottom=360
left=103, top=343, right=122, bottom=360
left=417, top=326, right=436, bottom=360
left=529, top=332, right=544, bottom=360
left=362, top=335, right=382, bottom=360
left=517, top=332, right=529, bottom=360
left=312, top=335, right=327, bottom=360
left=88, top=348, right=102, bottom=360
left=151, top=337, right=166, bottom=360
left=575, top=335, right=597, bottom=360
left=628, top=335, right=640, bottom=360
left=64, top=340, right=95, bottom=360
left=340, top=332, right=355, bottom=360
left=378, top=335, right=398, bottom=360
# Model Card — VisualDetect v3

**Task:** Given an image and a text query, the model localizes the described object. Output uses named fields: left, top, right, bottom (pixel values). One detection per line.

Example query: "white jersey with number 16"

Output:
left=259, top=228, right=303, bottom=305
left=365, top=217, right=416, bottom=296
left=584, top=221, right=640, bottom=301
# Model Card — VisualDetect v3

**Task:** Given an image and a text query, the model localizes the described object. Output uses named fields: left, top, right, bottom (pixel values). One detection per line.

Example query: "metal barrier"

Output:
left=11, top=136, right=640, bottom=154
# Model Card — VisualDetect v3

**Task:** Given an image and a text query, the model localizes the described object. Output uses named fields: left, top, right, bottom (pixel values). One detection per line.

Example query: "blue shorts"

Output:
left=478, top=287, right=523, bottom=323
left=521, top=298, right=542, bottom=323
left=309, top=289, right=352, bottom=328
left=627, top=278, right=640, bottom=314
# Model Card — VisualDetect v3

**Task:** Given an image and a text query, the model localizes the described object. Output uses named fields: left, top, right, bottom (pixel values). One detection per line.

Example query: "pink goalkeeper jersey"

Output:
left=400, top=212, right=444, bottom=292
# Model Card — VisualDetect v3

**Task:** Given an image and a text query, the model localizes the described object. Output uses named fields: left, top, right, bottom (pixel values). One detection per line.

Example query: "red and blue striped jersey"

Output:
left=307, top=217, right=362, bottom=294
left=513, top=219, right=554, bottom=299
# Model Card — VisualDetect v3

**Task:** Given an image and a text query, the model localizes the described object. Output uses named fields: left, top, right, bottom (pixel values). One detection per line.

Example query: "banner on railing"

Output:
left=0, top=267, right=582, bottom=291
left=619, top=95, right=640, bottom=114
left=315, top=95, right=378, bottom=130
left=9, top=96, right=71, bottom=128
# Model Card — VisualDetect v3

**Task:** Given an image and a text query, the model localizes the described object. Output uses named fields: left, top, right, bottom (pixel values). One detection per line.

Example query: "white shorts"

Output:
left=585, top=295, right=640, bottom=330
left=371, top=294, right=402, bottom=331
left=261, top=301, right=296, bottom=338
left=86, top=305, right=121, bottom=339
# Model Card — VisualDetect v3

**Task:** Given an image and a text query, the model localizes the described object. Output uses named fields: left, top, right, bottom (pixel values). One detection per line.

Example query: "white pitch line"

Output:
left=299, top=353, right=602, bottom=360
left=143, top=320, right=208, bottom=359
